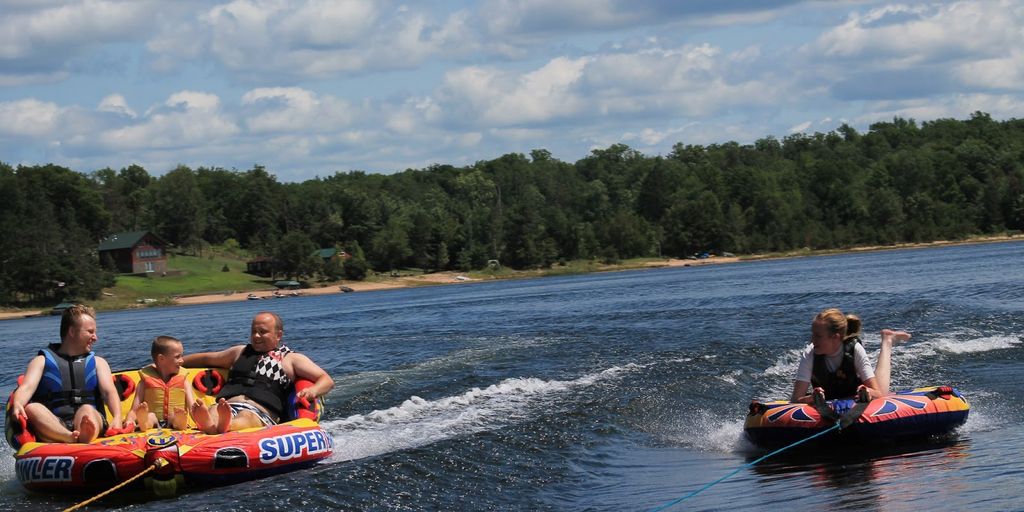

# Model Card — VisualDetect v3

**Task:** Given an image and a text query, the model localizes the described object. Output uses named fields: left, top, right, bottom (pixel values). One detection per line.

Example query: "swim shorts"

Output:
left=227, top=402, right=277, bottom=427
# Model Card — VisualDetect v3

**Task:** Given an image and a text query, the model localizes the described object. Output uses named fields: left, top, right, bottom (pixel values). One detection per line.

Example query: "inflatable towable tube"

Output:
left=5, top=367, right=332, bottom=495
left=744, top=385, right=969, bottom=449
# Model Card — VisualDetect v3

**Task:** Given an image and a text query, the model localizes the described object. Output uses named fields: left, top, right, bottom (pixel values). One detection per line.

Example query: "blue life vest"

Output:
left=29, top=344, right=103, bottom=423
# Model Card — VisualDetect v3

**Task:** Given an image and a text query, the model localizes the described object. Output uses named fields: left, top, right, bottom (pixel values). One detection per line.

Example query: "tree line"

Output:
left=2, top=112, right=1022, bottom=305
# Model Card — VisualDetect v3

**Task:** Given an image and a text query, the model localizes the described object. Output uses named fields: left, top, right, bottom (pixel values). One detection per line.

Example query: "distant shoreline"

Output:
left=2, top=234, right=1019, bottom=321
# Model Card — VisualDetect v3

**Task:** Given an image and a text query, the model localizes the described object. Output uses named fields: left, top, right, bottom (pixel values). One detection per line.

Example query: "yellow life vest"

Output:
left=140, top=365, right=188, bottom=422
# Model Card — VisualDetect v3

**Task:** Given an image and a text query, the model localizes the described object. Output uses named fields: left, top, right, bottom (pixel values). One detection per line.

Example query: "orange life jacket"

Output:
left=140, top=365, right=187, bottom=421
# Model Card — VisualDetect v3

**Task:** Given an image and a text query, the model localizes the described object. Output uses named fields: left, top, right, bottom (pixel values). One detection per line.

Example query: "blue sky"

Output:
left=2, top=0, right=1022, bottom=182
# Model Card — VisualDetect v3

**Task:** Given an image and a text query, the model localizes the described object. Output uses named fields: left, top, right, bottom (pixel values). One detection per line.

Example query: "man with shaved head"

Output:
left=184, top=311, right=334, bottom=433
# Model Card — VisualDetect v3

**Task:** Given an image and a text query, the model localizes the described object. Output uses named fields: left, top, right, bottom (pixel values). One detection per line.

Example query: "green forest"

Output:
left=2, top=112, right=1023, bottom=305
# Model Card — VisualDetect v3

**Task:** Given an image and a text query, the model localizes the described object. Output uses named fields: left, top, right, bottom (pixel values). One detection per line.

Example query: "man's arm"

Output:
left=289, top=354, right=334, bottom=400
left=95, top=357, right=122, bottom=429
left=184, top=375, right=196, bottom=405
left=183, top=345, right=244, bottom=369
left=9, top=356, right=45, bottom=419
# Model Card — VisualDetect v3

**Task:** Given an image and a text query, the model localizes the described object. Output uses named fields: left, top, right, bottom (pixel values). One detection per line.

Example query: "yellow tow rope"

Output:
left=62, top=458, right=169, bottom=512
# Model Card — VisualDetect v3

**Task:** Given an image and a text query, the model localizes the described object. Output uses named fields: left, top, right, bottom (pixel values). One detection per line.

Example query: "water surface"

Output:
left=1, top=241, right=1022, bottom=510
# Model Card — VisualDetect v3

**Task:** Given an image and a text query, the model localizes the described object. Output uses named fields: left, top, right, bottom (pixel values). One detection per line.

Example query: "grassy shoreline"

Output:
left=2, top=233, right=1020, bottom=320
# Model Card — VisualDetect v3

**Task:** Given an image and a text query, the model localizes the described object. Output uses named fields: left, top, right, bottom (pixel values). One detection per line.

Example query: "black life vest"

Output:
left=29, top=344, right=103, bottom=423
left=811, top=337, right=862, bottom=400
left=216, top=344, right=293, bottom=419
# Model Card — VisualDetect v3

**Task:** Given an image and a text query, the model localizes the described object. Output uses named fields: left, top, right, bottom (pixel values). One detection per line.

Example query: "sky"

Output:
left=2, top=0, right=1023, bottom=182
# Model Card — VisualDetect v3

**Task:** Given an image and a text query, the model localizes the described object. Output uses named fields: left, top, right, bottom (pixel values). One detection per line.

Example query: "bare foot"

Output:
left=76, top=415, right=99, bottom=443
left=191, top=399, right=215, bottom=434
left=881, top=329, right=912, bottom=346
left=216, top=399, right=232, bottom=434
left=136, top=402, right=153, bottom=431
left=169, top=407, right=189, bottom=430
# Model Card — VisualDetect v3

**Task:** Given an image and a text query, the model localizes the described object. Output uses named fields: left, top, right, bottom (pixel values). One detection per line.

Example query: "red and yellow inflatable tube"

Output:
left=5, top=368, right=331, bottom=495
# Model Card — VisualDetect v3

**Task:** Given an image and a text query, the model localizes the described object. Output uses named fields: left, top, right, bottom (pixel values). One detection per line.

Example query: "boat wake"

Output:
left=906, top=334, right=1021, bottom=356
left=323, top=365, right=639, bottom=462
left=655, top=414, right=752, bottom=454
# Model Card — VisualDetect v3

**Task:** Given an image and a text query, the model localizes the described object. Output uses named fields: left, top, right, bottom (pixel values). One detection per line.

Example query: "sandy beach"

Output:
left=1, top=235, right=1016, bottom=321
left=0, top=257, right=733, bottom=320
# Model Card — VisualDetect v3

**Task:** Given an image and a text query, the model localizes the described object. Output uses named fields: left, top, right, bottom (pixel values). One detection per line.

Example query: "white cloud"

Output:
left=9, top=0, right=1024, bottom=181
left=98, top=91, right=239, bottom=150
left=621, top=125, right=695, bottom=146
left=0, top=0, right=155, bottom=59
left=855, top=94, right=1024, bottom=127
left=0, top=71, right=69, bottom=87
left=146, top=19, right=207, bottom=73
left=0, top=99, right=62, bottom=137
left=97, top=94, right=137, bottom=118
left=242, top=87, right=354, bottom=134
left=955, top=50, right=1024, bottom=90
left=813, top=1, right=1022, bottom=68
left=163, top=0, right=477, bottom=80
left=164, top=91, right=221, bottom=112
left=437, top=41, right=780, bottom=128
left=441, top=56, right=588, bottom=125
left=488, top=127, right=549, bottom=140
left=0, top=0, right=151, bottom=56
left=482, top=0, right=638, bottom=35
left=276, top=0, right=378, bottom=47
left=480, top=0, right=798, bottom=36
left=455, top=132, right=482, bottom=147
left=201, top=0, right=278, bottom=71
left=788, top=121, right=812, bottom=133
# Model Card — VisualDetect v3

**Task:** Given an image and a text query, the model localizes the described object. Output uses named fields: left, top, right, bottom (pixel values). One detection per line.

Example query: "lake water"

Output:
left=1, top=241, right=1022, bottom=511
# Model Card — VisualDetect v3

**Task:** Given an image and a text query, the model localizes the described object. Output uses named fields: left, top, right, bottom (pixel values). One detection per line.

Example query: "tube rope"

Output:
left=649, top=423, right=841, bottom=512
left=62, top=458, right=169, bottom=512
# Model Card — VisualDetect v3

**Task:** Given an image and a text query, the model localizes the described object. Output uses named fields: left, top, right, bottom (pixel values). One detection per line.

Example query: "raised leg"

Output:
left=876, top=329, right=911, bottom=395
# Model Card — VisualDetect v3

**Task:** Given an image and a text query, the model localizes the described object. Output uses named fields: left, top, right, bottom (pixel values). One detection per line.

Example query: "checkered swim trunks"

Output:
left=228, top=401, right=277, bottom=427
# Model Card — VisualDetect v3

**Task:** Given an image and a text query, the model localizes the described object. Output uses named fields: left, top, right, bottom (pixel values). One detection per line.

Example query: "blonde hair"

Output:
left=60, top=304, right=96, bottom=341
left=814, top=308, right=862, bottom=341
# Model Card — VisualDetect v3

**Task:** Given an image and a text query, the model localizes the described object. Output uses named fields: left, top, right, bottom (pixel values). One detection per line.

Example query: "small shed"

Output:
left=50, top=302, right=75, bottom=316
left=316, top=247, right=349, bottom=263
left=273, top=280, right=301, bottom=290
left=246, top=257, right=276, bottom=277
left=98, top=231, right=168, bottom=275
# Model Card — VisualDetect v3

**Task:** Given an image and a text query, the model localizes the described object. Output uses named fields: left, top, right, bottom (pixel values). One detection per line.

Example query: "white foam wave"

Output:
left=666, top=357, right=693, bottom=363
left=717, top=369, right=742, bottom=385
left=895, top=334, right=1021, bottom=360
left=959, top=408, right=999, bottom=434
left=324, top=365, right=638, bottom=462
left=757, top=348, right=804, bottom=399
left=931, top=335, right=1021, bottom=355
left=762, top=348, right=803, bottom=378
left=655, top=415, right=749, bottom=454
left=0, top=445, right=18, bottom=490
